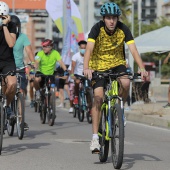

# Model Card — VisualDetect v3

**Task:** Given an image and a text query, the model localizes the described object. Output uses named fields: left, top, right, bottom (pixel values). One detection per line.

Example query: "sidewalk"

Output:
left=56, top=98, right=170, bottom=129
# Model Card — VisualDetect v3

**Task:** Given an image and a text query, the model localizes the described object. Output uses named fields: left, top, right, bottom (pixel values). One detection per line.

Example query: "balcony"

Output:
left=142, top=13, right=157, bottom=19
left=142, top=2, right=157, bottom=8
left=94, top=0, right=105, bottom=7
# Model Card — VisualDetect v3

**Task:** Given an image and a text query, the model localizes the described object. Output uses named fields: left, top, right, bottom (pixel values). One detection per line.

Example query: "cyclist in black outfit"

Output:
left=0, top=1, right=17, bottom=119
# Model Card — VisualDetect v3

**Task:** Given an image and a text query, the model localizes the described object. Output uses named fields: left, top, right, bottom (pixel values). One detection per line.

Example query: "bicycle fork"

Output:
left=107, top=96, right=124, bottom=138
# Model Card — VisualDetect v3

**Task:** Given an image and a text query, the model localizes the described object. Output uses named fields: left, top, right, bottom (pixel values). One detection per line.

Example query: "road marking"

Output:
left=54, top=139, right=134, bottom=145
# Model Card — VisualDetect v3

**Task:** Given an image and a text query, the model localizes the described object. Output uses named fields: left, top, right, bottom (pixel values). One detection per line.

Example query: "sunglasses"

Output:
left=42, top=46, right=52, bottom=48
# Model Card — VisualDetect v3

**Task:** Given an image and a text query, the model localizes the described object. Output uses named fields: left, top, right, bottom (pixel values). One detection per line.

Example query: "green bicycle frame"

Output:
left=99, top=80, right=123, bottom=140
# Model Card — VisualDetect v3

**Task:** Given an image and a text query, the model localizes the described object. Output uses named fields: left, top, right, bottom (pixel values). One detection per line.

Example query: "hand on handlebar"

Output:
left=138, top=68, right=148, bottom=80
left=83, top=68, right=94, bottom=79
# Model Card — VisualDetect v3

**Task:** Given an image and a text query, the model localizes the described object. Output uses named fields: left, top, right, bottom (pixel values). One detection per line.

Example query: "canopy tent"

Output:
left=133, top=26, right=170, bottom=54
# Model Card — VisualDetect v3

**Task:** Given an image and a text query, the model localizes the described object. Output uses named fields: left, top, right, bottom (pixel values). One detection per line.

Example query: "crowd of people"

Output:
left=1, top=1, right=169, bottom=157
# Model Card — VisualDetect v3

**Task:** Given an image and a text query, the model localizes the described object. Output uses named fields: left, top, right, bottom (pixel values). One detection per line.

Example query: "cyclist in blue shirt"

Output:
left=11, top=15, right=35, bottom=130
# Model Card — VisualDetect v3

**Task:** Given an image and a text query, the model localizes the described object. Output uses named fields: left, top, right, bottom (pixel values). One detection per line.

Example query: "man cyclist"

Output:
left=83, top=2, right=148, bottom=153
left=34, top=39, right=68, bottom=98
left=11, top=15, right=35, bottom=130
left=0, top=1, right=17, bottom=119
left=70, top=40, right=87, bottom=108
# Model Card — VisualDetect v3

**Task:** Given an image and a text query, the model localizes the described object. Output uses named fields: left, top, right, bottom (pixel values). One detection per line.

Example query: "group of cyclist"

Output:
left=0, top=1, right=148, bottom=155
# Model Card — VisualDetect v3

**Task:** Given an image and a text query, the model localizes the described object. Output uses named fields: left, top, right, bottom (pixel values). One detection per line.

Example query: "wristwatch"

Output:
left=2, top=24, right=7, bottom=27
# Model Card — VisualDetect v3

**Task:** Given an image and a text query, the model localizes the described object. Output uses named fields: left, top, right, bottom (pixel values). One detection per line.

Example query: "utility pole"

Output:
left=138, top=0, right=142, bottom=36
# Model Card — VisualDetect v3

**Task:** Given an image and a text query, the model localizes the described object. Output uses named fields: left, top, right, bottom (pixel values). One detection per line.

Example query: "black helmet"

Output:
left=11, top=15, right=21, bottom=33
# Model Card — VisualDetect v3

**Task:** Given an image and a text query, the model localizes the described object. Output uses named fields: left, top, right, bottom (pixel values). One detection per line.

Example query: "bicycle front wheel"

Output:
left=16, top=93, right=25, bottom=140
left=7, top=100, right=15, bottom=136
left=40, top=97, right=46, bottom=124
left=0, top=102, right=3, bottom=155
left=111, top=103, right=124, bottom=169
left=98, top=105, right=109, bottom=162
left=78, top=92, right=84, bottom=122
left=48, top=89, right=56, bottom=126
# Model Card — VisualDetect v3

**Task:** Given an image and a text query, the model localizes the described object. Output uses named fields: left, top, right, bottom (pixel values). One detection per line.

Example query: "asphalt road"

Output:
left=0, top=101, right=170, bottom=170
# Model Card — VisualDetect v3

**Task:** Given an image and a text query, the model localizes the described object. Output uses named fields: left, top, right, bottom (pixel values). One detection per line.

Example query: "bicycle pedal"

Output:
left=24, top=128, right=29, bottom=131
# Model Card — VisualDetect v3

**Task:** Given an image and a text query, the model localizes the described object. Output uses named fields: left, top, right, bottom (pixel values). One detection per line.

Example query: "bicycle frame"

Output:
left=100, top=78, right=124, bottom=139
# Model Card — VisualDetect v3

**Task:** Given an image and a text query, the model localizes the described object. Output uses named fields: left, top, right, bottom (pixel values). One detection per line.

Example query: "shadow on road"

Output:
left=94, top=153, right=161, bottom=169
left=122, top=153, right=162, bottom=169
left=1, top=142, right=50, bottom=156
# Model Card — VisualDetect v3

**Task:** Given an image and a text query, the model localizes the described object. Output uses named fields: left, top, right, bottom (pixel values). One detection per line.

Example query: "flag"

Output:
left=46, top=0, right=85, bottom=65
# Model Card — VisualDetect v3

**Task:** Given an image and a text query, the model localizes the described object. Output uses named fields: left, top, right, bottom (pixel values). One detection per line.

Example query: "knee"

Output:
left=93, top=96, right=103, bottom=111
left=120, top=79, right=130, bottom=90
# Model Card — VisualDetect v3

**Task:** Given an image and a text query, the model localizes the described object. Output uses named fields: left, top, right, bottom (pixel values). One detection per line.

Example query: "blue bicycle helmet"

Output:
left=100, top=2, right=121, bottom=16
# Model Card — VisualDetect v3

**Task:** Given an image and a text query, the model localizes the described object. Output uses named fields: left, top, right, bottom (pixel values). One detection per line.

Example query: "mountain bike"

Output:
left=74, top=75, right=93, bottom=123
left=0, top=71, right=16, bottom=155
left=34, top=73, right=56, bottom=126
left=7, top=69, right=26, bottom=140
left=92, top=70, right=140, bottom=169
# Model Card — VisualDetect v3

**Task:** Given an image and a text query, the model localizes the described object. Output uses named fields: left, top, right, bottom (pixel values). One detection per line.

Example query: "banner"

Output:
left=46, top=0, right=85, bottom=64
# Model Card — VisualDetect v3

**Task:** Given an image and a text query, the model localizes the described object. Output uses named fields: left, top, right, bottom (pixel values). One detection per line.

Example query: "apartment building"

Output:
left=162, top=1, right=170, bottom=19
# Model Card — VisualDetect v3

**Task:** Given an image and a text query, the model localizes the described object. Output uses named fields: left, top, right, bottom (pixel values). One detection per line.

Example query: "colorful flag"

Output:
left=46, top=0, right=85, bottom=64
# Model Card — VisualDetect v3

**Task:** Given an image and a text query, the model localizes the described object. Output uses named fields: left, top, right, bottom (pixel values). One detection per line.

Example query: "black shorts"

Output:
left=0, top=60, right=16, bottom=74
left=59, top=79, right=65, bottom=89
left=92, top=65, right=127, bottom=90
left=36, top=71, right=55, bottom=88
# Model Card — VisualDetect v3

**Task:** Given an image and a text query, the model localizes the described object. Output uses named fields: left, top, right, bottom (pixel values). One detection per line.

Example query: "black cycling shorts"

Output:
left=92, top=65, right=127, bottom=90
left=0, top=60, right=16, bottom=74
left=36, top=71, right=55, bottom=88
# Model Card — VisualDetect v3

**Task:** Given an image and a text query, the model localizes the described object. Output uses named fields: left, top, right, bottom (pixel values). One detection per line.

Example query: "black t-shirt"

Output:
left=0, top=21, right=16, bottom=62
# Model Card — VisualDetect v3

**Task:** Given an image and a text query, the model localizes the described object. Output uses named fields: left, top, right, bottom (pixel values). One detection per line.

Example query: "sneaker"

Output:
left=73, top=96, right=78, bottom=105
left=90, top=138, right=100, bottom=154
left=163, top=103, right=170, bottom=109
left=24, top=122, right=29, bottom=131
left=56, top=103, right=64, bottom=108
left=69, top=107, right=73, bottom=113
left=30, top=100, right=34, bottom=108
left=6, top=106, right=15, bottom=119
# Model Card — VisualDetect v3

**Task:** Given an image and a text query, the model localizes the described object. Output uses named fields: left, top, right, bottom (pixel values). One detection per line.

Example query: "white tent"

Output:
left=128, top=26, right=170, bottom=71
left=134, top=26, right=170, bottom=54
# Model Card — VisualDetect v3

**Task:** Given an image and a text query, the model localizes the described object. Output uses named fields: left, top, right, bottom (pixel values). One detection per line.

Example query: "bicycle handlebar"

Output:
left=92, top=71, right=141, bottom=80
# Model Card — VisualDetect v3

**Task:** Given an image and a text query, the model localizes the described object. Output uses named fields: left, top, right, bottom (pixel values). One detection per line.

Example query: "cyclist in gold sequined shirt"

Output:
left=83, top=2, right=148, bottom=153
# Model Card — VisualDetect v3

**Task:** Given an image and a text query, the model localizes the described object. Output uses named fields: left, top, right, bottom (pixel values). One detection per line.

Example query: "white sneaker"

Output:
left=90, top=138, right=100, bottom=153
left=69, top=107, right=73, bottom=113
left=56, top=103, right=64, bottom=108
left=124, top=116, right=127, bottom=127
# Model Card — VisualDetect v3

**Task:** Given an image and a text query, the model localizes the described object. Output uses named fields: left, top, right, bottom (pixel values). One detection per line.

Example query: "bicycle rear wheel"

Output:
left=78, top=92, right=84, bottom=122
left=16, top=93, right=25, bottom=140
left=0, top=102, right=3, bottom=155
left=40, top=97, right=46, bottom=124
left=98, top=105, right=109, bottom=162
left=7, top=100, right=15, bottom=136
left=111, top=103, right=124, bottom=169
left=48, top=89, right=56, bottom=126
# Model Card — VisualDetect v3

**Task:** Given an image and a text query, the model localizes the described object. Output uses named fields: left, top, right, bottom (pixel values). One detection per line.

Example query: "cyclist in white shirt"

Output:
left=70, top=40, right=87, bottom=105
